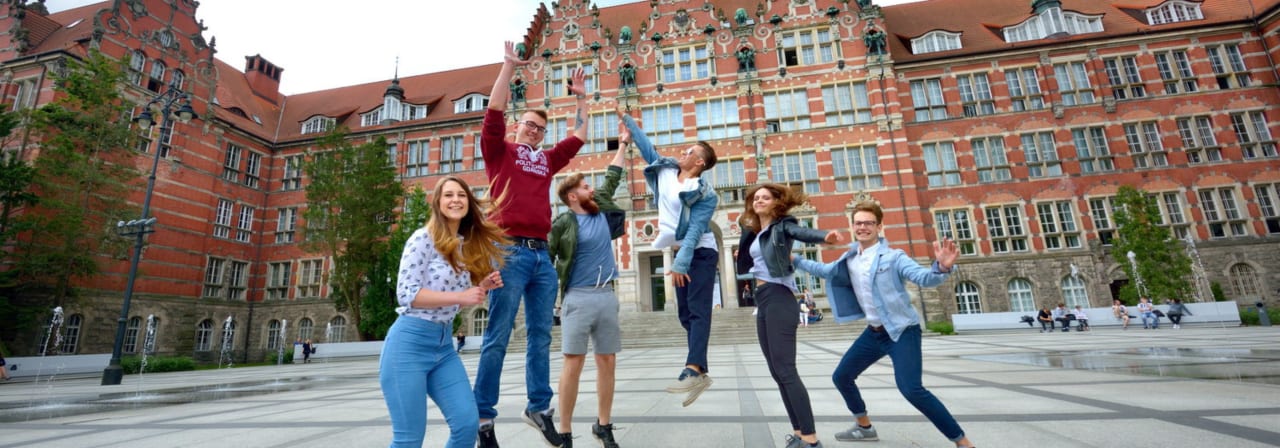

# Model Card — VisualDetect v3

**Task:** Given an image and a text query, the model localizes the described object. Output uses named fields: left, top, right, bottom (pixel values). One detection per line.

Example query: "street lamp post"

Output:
left=101, top=83, right=197, bottom=386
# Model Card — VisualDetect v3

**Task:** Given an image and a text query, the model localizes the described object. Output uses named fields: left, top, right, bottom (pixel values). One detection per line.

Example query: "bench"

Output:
left=952, top=301, right=1243, bottom=332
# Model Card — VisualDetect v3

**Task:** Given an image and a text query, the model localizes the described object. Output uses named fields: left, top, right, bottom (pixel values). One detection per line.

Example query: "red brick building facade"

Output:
left=2, top=0, right=1277, bottom=357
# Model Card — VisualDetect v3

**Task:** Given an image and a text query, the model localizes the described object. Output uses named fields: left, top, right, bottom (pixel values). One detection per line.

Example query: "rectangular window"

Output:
left=12, top=78, right=38, bottom=111
left=1037, top=201, right=1081, bottom=250
left=956, top=73, right=995, bottom=117
left=695, top=98, right=742, bottom=141
left=406, top=140, right=429, bottom=177
left=539, top=118, right=569, bottom=147
left=708, top=159, right=748, bottom=204
left=763, top=89, right=811, bottom=132
left=1089, top=197, right=1117, bottom=245
left=779, top=28, right=836, bottom=67
left=1123, top=122, right=1168, bottom=168
left=586, top=112, right=621, bottom=153
left=244, top=151, right=262, bottom=189
left=1207, top=44, right=1251, bottom=89
left=203, top=257, right=225, bottom=299
left=922, top=141, right=961, bottom=187
left=910, top=78, right=947, bottom=122
left=1155, top=50, right=1197, bottom=94
left=550, top=171, right=608, bottom=216
left=821, top=82, right=872, bottom=125
left=282, top=155, right=303, bottom=191
left=228, top=261, right=248, bottom=301
left=831, top=145, right=882, bottom=192
left=387, top=144, right=398, bottom=172
left=1255, top=183, right=1280, bottom=234
left=793, top=217, right=825, bottom=295
left=222, top=144, right=242, bottom=183
left=1104, top=56, right=1146, bottom=100
left=276, top=207, right=297, bottom=243
left=214, top=199, right=233, bottom=239
left=267, top=261, right=291, bottom=300
left=547, top=62, right=595, bottom=97
left=1020, top=132, right=1062, bottom=177
left=236, top=206, right=254, bottom=243
left=1071, top=127, right=1114, bottom=173
left=1176, top=116, right=1220, bottom=163
left=1054, top=61, right=1095, bottom=106
left=971, top=137, right=1011, bottom=183
left=1005, top=68, right=1045, bottom=111
left=641, top=104, right=685, bottom=146
left=1156, top=192, right=1191, bottom=239
left=157, top=124, right=172, bottom=158
left=298, top=259, right=324, bottom=298
left=934, top=209, right=977, bottom=255
left=439, top=136, right=465, bottom=173
left=1199, top=187, right=1247, bottom=238
left=1229, top=111, right=1278, bottom=159
left=769, top=151, right=819, bottom=194
left=472, top=133, right=484, bottom=171
left=660, top=45, right=712, bottom=82
left=986, top=205, right=1028, bottom=254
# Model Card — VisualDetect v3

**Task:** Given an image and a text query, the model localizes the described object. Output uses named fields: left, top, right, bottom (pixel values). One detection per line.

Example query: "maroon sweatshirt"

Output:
left=480, top=108, right=583, bottom=240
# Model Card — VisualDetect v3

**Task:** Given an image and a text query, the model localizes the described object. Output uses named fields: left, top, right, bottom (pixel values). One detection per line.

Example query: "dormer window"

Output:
left=403, top=103, right=427, bottom=120
left=454, top=94, right=489, bottom=114
left=910, top=31, right=962, bottom=55
left=1002, top=7, right=1102, bottom=43
left=1146, top=1, right=1203, bottom=25
left=302, top=116, right=335, bottom=134
left=361, top=108, right=384, bottom=127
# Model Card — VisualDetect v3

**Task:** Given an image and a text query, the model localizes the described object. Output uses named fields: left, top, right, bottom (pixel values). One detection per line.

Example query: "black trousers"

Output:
left=755, top=282, right=816, bottom=435
left=1168, top=313, right=1183, bottom=324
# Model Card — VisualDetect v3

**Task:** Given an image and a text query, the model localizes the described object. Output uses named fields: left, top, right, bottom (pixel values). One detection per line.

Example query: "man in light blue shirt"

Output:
left=794, top=201, right=975, bottom=448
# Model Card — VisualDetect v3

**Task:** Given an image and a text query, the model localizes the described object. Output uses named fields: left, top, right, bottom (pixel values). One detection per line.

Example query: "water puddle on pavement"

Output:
left=962, top=347, right=1280, bottom=385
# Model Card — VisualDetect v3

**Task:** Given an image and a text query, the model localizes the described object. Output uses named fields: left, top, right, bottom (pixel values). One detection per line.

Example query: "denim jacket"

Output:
left=793, top=237, right=953, bottom=342
left=736, top=215, right=829, bottom=279
left=621, top=114, right=719, bottom=274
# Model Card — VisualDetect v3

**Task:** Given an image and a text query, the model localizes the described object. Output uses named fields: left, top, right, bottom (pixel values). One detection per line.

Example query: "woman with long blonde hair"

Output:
left=380, top=176, right=509, bottom=448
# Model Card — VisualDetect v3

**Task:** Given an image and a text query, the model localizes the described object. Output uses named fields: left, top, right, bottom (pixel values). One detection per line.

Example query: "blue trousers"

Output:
left=380, top=316, right=478, bottom=448
left=674, top=248, right=717, bottom=373
left=833, top=325, right=966, bottom=442
left=473, top=244, right=557, bottom=420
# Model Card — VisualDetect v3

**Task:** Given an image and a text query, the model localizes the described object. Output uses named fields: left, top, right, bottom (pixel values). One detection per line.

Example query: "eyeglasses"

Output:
left=522, top=121, right=547, bottom=133
left=852, top=220, right=879, bottom=227
left=682, top=147, right=697, bottom=157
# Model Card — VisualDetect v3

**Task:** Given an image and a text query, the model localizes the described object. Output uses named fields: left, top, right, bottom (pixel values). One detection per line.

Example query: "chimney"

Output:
left=244, top=54, right=284, bottom=103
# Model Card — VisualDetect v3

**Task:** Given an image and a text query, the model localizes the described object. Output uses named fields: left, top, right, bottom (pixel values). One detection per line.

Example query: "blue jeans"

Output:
left=1141, top=311, right=1158, bottom=328
left=833, top=325, right=965, bottom=442
left=674, top=247, right=717, bottom=373
left=473, top=244, right=557, bottom=420
left=380, top=316, right=478, bottom=448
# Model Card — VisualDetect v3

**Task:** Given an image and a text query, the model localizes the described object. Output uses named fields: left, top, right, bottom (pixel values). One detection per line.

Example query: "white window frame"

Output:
left=1155, top=191, right=1191, bottom=239
left=1104, top=55, right=1146, bottom=100
left=955, top=282, right=982, bottom=314
left=695, top=97, right=743, bottom=140
left=1123, top=122, right=1169, bottom=168
left=222, top=143, right=243, bottom=183
left=985, top=204, right=1029, bottom=254
left=228, top=261, right=248, bottom=301
left=195, top=319, right=214, bottom=352
left=779, top=28, right=837, bottom=67
left=1005, top=68, right=1044, bottom=111
left=1054, top=61, right=1095, bottom=106
left=298, top=259, right=324, bottom=298
left=1071, top=127, right=1114, bottom=173
left=769, top=151, right=820, bottom=194
left=547, top=61, right=595, bottom=97
left=1036, top=200, right=1081, bottom=250
left=1229, top=111, right=1278, bottom=159
left=282, top=155, right=303, bottom=190
left=439, top=135, right=465, bottom=173
left=1207, top=44, right=1251, bottom=89
left=1198, top=187, right=1248, bottom=238
left=1254, top=183, right=1280, bottom=234
left=302, top=116, right=335, bottom=134
left=267, top=261, right=291, bottom=300
left=641, top=104, right=685, bottom=146
left=934, top=208, right=977, bottom=255
left=910, top=78, right=947, bottom=122
left=1155, top=50, right=1197, bottom=94
left=203, top=257, right=226, bottom=299
left=1088, top=196, right=1117, bottom=246
left=923, top=141, right=961, bottom=187
left=911, top=30, right=962, bottom=54
left=1176, top=116, right=1221, bottom=163
left=214, top=199, right=233, bottom=239
left=406, top=140, right=429, bottom=177
left=453, top=94, right=488, bottom=114
left=236, top=206, right=254, bottom=243
left=1020, top=132, right=1061, bottom=177
left=1228, top=263, right=1261, bottom=300
left=957, top=73, right=995, bottom=117
left=276, top=207, right=297, bottom=243
left=1008, top=278, right=1035, bottom=313
left=244, top=151, right=262, bottom=189
left=1146, top=1, right=1203, bottom=25
left=821, top=82, right=872, bottom=125
left=763, top=89, right=811, bottom=132
left=660, top=45, right=712, bottom=82
left=831, top=145, right=883, bottom=192
left=1061, top=276, right=1090, bottom=309
left=586, top=112, right=621, bottom=154
left=972, top=137, right=1011, bottom=183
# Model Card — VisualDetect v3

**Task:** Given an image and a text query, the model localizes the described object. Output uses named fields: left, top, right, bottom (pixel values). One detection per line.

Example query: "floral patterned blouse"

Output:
left=396, top=228, right=472, bottom=324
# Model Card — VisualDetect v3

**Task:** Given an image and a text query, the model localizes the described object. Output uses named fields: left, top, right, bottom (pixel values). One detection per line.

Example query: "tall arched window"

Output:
left=1061, top=276, right=1089, bottom=308
left=472, top=308, right=490, bottom=336
left=124, top=316, right=142, bottom=353
left=129, top=50, right=145, bottom=85
left=328, top=316, right=346, bottom=342
left=1008, top=278, right=1035, bottom=313
left=60, top=314, right=82, bottom=354
left=195, top=319, right=213, bottom=351
left=1229, top=263, right=1261, bottom=299
left=148, top=60, right=166, bottom=91
left=298, top=318, right=314, bottom=341
left=171, top=69, right=185, bottom=91
left=955, top=282, right=982, bottom=314
left=266, top=320, right=281, bottom=350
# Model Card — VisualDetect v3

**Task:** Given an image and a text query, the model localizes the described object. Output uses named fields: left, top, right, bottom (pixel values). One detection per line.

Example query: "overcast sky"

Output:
left=46, top=0, right=919, bottom=94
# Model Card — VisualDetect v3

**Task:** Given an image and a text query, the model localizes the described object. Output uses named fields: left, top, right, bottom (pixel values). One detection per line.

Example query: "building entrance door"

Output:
left=649, top=255, right=666, bottom=311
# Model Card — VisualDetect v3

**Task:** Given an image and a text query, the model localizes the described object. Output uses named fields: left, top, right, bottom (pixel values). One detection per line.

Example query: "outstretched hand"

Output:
left=503, top=41, right=530, bottom=67
left=933, top=238, right=959, bottom=270
left=568, top=67, right=587, bottom=97
left=823, top=230, right=843, bottom=245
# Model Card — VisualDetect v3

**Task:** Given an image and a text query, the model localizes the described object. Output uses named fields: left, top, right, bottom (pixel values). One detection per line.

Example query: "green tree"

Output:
left=361, top=186, right=430, bottom=340
left=302, top=129, right=403, bottom=340
left=1110, top=185, right=1193, bottom=304
left=12, top=50, right=139, bottom=307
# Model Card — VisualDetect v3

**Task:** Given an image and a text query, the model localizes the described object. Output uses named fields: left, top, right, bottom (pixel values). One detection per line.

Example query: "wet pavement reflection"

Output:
left=962, top=347, right=1280, bottom=385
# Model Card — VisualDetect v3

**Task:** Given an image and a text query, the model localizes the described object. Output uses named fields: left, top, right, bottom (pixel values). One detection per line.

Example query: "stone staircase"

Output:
left=507, top=307, right=866, bottom=351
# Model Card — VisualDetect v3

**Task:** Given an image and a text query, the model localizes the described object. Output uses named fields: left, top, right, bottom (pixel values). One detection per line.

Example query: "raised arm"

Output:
left=488, top=41, right=530, bottom=112
left=792, top=253, right=843, bottom=279
left=617, top=106, right=659, bottom=164
left=569, top=68, right=589, bottom=141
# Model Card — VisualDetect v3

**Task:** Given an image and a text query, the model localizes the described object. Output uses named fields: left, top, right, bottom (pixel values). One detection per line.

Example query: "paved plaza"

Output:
left=2, top=325, right=1278, bottom=448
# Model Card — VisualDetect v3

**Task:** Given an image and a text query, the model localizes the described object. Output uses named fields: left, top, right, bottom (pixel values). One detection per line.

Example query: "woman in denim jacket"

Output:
left=735, top=184, right=840, bottom=448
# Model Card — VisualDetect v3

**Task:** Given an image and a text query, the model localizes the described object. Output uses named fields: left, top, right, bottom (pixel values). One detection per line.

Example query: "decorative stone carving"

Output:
left=511, top=79, right=527, bottom=103
left=620, top=64, right=636, bottom=89
left=736, top=47, right=756, bottom=72
left=863, top=28, right=886, bottom=55
left=734, top=8, right=749, bottom=25
left=857, top=0, right=872, bottom=8
left=619, top=26, right=632, bottom=44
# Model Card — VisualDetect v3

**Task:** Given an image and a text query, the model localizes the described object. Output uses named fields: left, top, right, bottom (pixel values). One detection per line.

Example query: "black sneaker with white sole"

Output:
left=477, top=422, right=500, bottom=448
left=522, top=409, right=565, bottom=447
left=591, top=421, right=620, bottom=448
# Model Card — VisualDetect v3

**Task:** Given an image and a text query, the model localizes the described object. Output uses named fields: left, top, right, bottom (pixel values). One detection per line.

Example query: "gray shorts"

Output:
left=560, top=287, right=621, bottom=355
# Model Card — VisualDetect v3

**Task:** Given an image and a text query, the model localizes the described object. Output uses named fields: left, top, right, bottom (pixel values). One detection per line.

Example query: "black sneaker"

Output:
left=592, top=421, right=620, bottom=448
left=478, top=422, right=500, bottom=448
left=558, top=432, right=573, bottom=448
left=522, top=409, right=564, bottom=447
